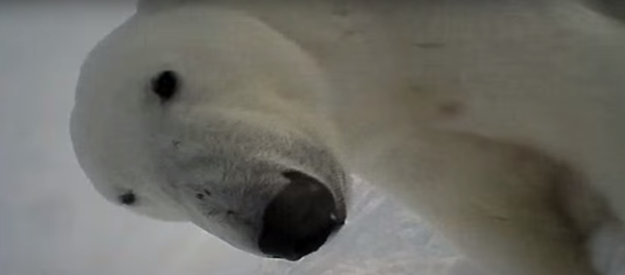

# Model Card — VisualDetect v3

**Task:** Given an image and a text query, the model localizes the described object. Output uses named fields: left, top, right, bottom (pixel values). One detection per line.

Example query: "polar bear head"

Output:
left=70, top=6, right=347, bottom=261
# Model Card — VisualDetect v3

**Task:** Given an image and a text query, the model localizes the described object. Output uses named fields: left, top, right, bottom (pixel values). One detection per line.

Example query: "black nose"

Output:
left=258, top=171, right=344, bottom=261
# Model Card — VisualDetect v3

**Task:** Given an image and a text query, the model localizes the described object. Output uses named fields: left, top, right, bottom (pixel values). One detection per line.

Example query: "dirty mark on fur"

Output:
left=414, top=42, right=446, bottom=49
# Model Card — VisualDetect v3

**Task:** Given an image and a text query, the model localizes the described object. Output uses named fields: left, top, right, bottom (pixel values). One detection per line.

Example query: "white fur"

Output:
left=71, top=1, right=625, bottom=274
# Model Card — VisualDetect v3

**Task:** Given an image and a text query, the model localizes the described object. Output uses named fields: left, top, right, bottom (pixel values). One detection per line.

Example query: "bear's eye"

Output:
left=151, top=70, right=179, bottom=101
left=118, top=191, right=137, bottom=206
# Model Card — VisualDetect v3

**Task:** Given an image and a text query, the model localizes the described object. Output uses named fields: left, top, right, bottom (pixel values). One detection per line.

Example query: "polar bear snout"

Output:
left=258, top=170, right=344, bottom=261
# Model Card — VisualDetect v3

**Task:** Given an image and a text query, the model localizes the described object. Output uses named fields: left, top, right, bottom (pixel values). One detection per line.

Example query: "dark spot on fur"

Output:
left=151, top=70, right=179, bottom=101
left=205, top=209, right=220, bottom=217
left=342, top=29, right=358, bottom=38
left=332, top=5, right=350, bottom=17
left=438, top=101, right=464, bottom=117
left=119, top=191, right=137, bottom=205
left=203, top=189, right=212, bottom=196
left=172, top=140, right=181, bottom=149
left=493, top=215, right=509, bottom=221
left=408, top=84, right=428, bottom=94
left=227, top=210, right=236, bottom=216
left=414, top=42, right=446, bottom=49
left=196, top=193, right=205, bottom=200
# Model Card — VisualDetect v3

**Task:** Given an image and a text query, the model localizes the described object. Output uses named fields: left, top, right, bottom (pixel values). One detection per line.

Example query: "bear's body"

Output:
left=72, top=1, right=625, bottom=274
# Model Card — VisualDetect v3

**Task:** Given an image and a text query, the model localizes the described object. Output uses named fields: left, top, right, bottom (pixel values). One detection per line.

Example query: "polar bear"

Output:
left=70, top=0, right=625, bottom=274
